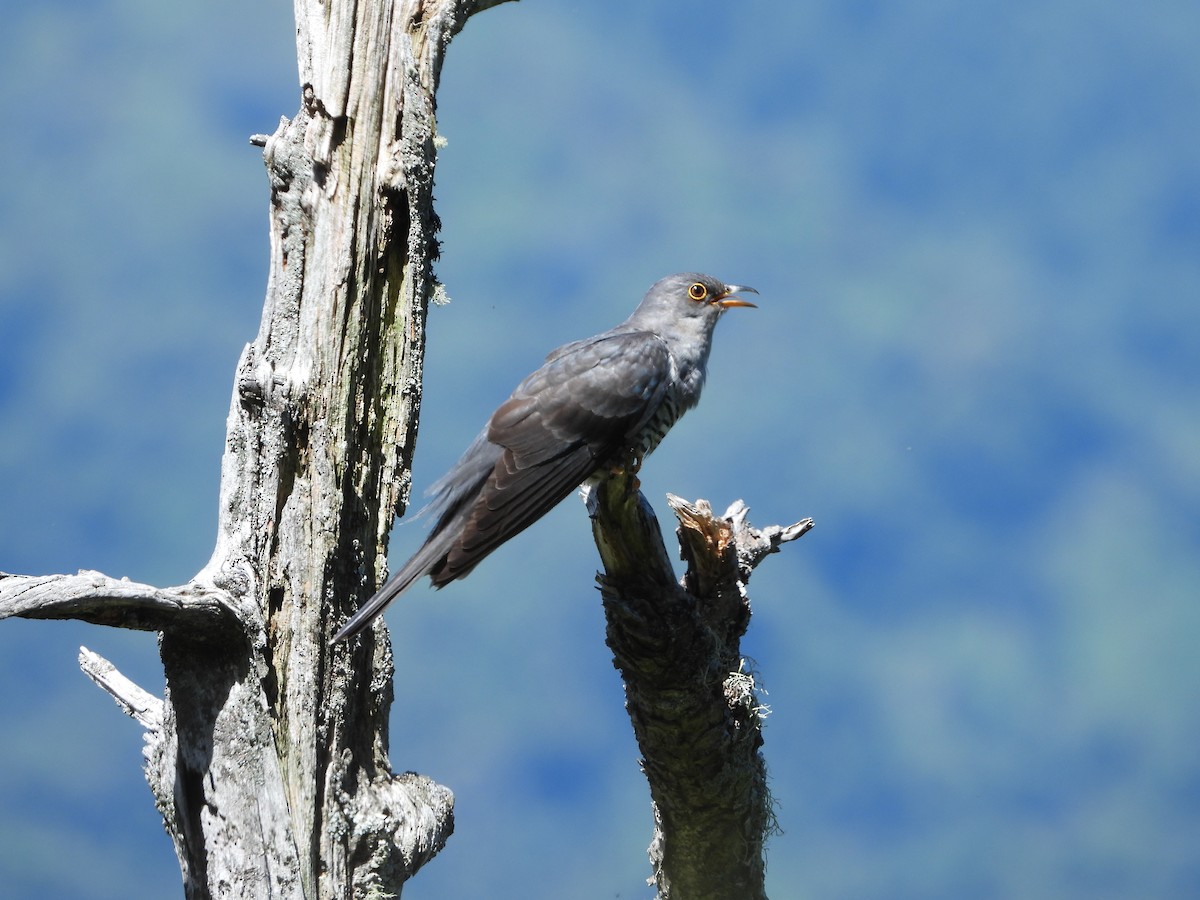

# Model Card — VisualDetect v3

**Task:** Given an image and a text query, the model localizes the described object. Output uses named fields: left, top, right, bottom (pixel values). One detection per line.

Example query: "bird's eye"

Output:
left=688, top=282, right=708, bottom=301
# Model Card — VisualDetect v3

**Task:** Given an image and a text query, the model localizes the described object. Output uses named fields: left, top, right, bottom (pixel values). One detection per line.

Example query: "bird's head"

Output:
left=631, top=273, right=758, bottom=332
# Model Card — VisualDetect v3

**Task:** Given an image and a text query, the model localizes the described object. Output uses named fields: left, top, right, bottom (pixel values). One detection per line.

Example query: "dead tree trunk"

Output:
left=1, top=2, right=813, bottom=898
left=588, top=476, right=811, bottom=899
left=1, top=1, right=509, bottom=896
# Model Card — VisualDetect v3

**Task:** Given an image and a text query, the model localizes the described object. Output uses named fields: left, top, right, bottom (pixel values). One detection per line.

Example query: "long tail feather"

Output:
left=332, top=435, right=502, bottom=643
left=331, top=525, right=455, bottom=642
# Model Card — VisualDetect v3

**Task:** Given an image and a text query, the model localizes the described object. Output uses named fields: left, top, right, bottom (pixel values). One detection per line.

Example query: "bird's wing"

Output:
left=432, top=330, right=672, bottom=584
left=332, top=330, right=670, bottom=642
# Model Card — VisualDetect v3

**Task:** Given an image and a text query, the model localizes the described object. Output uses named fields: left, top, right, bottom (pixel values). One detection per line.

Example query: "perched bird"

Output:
left=333, top=273, right=756, bottom=642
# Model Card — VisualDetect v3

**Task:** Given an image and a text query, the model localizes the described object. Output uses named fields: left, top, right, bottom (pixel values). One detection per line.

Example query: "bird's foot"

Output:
left=608, top=453, right=643, bottom=494
left=615, top=448, right=644, bottom=474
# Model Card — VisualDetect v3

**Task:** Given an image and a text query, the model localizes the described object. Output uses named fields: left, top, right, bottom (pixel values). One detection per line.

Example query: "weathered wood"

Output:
left=0, top=1, right=511, bottom=896
left=0, top=570, right=234, bottom=635
left=587, top=474, right=811, bottom=900
left=80, top=646, right=165, bottom=730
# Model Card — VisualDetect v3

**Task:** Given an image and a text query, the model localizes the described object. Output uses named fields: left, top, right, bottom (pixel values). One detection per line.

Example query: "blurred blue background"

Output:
left=2, top=1, right=1197, bottom=898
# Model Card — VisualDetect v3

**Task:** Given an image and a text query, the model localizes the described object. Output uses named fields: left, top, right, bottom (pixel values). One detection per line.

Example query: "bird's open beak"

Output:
left=714, top=284, right=759, bottom=309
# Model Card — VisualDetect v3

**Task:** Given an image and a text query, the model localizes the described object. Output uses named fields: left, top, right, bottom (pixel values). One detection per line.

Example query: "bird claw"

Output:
left=609, top=450, right=644, bottom=493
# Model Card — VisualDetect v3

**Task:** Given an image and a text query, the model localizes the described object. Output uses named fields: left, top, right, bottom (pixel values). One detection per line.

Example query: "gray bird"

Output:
left=333, top=273, right=756, bottom=642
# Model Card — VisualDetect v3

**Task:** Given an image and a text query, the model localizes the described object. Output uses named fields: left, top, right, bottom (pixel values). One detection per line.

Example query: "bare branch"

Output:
left=79, top=646, right=164, bottom=730
left=0, top=570, right=237, bottom=636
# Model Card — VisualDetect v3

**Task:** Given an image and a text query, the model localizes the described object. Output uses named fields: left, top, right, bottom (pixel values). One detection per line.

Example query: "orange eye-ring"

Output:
left=688, top=282, right=708, bottom=301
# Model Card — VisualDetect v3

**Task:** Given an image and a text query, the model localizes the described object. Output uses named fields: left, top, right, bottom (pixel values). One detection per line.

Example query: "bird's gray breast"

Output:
left=633, top=391, right=682, bottom=458
left=630, top=350, right=704, bottom=459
